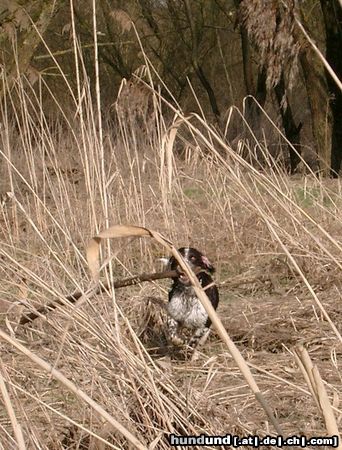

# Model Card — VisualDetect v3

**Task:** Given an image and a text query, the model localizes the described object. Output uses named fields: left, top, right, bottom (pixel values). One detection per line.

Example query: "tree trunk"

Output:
left=299, top=1, right=332, bottom=176
left=193, top=62, right=221, bottom=119
left=274, top=74, right=303, bottom=173
left=240, top=26, right=255, bottom=96
left=234, top=0, right=254, bottom=118
left=320, top=0, right=342, bottom=177
left=234, top=0, right=267, bottom=130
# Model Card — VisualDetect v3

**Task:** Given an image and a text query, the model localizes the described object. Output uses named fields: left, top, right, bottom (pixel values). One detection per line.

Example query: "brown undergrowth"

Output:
left=0, top=72, right=341, bottom=449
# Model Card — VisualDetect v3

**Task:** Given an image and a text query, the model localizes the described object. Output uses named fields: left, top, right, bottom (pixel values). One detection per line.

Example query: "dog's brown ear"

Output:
left=201, top=255, right=215, bottom=273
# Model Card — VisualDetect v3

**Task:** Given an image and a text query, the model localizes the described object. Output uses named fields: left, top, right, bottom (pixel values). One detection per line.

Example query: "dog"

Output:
left=165, top=247, right=219, bottom=349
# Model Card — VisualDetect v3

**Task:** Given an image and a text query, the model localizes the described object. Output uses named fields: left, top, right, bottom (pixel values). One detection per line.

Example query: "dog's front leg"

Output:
left=166, top=316, right=183, bottom=346
left=189, top=327, right=211, bottom=348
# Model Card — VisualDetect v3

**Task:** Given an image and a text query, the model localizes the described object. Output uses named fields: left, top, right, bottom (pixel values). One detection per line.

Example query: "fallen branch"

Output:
left=19, top=269, right=178, bottom=325
left=19, top=266, right=278, bottom=326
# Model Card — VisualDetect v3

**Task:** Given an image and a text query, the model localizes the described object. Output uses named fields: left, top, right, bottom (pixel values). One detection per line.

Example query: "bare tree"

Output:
left=73, top=1, right=133, bottom=79
left=320, top=0, right=342, bottom=177
left=137, top=0, right=187, bottom=98
left=299, top=0, right=332, bottom=176
left=233, top=0, right=268, bottom=125
left=165, top=0, right=221, bottom=119
left=237, top=0, right=303, bottom=173
left=0, top=0, right=60, bottom=101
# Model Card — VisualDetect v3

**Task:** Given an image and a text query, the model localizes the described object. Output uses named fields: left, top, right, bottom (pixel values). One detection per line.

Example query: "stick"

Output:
left=19, top=266, right=276, bottom=326
left=19, top=270, right=178, bottom=325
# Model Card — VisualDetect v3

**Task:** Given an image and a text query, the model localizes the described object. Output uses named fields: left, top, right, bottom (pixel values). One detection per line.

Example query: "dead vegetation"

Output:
left=0, top=63, right=341, bottom=450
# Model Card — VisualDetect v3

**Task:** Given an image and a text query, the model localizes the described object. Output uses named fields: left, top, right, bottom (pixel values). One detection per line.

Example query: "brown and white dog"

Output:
left=164, top=247, right=219, bottom=349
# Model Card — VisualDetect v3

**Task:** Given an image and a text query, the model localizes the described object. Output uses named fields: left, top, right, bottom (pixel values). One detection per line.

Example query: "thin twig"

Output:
left=19, top=270, right=178, bottom=325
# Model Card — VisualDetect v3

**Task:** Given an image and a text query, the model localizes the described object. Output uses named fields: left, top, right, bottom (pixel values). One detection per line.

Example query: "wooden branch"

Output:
left=18, top=266, right=271, bottom=326
left=19, top=270, right=178, bottom=326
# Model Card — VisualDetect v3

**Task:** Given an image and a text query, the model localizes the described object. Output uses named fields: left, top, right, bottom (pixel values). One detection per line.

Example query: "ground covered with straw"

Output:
left=0, top=80, right=341, bottom=449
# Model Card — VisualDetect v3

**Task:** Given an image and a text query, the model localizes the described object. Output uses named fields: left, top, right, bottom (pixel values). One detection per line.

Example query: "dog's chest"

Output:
left=167, top=287, right=208, bottom=328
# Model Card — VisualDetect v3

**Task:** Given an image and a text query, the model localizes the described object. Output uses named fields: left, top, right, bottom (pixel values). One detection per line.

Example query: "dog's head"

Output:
left=165, top=247, right=215, bottom=285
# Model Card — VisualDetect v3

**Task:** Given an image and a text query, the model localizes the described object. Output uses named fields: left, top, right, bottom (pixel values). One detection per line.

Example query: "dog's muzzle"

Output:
left=176, top=266, right=193, bottom=284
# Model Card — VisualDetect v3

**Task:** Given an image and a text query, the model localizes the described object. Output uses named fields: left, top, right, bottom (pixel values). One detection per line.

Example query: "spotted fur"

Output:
left=166, top=247, right=219, bottom=349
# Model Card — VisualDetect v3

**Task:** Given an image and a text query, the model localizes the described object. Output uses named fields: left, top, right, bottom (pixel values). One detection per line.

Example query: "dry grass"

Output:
left=0, top=42, right=341, bottom=449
